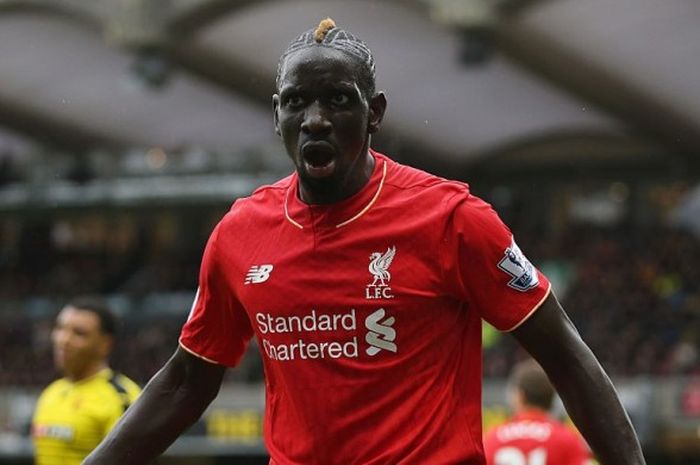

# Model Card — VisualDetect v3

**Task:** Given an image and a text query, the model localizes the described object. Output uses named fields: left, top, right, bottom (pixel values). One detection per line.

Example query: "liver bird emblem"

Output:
left=368, top=246, right=396, bottom=287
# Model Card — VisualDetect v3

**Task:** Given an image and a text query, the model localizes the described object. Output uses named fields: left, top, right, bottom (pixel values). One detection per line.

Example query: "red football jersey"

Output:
left=483, top=410, right=591, bottom=465
left=180, top=150, right=551, bottom=465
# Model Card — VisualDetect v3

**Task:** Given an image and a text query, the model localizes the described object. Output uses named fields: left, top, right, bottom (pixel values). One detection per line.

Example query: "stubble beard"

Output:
left=297, top=167, right=346, bottom=204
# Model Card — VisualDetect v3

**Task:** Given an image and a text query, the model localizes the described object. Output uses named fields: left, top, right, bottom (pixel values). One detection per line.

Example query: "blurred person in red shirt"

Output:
left=484, top=359, right=592, bottom=465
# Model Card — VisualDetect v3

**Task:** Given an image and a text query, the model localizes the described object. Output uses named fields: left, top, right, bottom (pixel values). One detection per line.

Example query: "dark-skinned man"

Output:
left=84, top=18, right=645, bottom=465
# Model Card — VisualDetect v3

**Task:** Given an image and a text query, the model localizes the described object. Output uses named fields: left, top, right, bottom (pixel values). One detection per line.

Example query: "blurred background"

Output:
left=0, top=0, right=699, bottom=464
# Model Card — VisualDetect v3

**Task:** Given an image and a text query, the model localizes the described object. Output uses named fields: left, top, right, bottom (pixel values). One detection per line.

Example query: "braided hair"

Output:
left=276, top=18, right=376, bottom=98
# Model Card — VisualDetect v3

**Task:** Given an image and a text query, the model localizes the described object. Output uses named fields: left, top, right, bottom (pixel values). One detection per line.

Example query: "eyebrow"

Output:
left=278, top=86, right=298, bottom=97
left=280, top=80, right=358, bottom=92
left=329, top=80, right=358, bottom=90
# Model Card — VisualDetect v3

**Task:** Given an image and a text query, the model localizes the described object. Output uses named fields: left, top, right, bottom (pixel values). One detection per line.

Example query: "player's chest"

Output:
left=232, top=228, right=441, bottom=314
left=34, top=388, right=104, bottom=442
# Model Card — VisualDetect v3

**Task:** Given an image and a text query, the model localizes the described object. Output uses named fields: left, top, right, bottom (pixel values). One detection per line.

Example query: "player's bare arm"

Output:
left=512, top=293, right=646, bottom=465
left=82, top=347, right=225, bottom=465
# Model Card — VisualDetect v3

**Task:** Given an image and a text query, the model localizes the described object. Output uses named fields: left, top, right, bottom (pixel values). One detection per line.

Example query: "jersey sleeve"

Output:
left=441, top=192, right=551, bottom=331
left=179, top=218, right=254, bottom=367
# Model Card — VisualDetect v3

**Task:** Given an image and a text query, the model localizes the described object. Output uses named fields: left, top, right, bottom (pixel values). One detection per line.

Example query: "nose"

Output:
left=300, top=102, right=332, bottom=137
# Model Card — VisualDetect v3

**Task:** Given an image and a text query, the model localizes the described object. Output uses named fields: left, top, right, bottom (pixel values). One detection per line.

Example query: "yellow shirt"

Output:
left=31, top=368, right=140, bottom=465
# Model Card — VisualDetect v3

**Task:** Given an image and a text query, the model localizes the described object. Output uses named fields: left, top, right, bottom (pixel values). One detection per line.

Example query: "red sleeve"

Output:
left=179, top=219, right=254, bottom=367
left=441, top=192, right=551, bottom=331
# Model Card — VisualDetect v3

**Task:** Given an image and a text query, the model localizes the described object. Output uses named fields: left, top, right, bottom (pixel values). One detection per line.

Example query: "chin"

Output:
left=299, top=170, right=337, bottom=189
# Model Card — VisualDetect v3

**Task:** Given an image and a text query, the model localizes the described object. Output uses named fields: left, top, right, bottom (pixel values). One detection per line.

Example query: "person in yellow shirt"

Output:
left=31, top=297, right=140, bottom=465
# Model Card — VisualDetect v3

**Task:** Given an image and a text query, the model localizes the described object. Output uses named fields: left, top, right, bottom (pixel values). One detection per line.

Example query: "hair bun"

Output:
left=314, top=17, right=336, bottom=43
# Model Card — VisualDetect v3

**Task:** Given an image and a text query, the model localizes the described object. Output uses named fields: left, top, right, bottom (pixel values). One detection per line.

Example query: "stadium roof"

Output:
left=0, top=0, right=698, bottom=174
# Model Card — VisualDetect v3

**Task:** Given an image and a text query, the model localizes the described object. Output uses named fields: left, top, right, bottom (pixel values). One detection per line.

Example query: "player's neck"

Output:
left=298, top=150, right=375, bottom=205
left=517, top=406, right=549, bottom=417
left=66, top=361, right=108, bottom=383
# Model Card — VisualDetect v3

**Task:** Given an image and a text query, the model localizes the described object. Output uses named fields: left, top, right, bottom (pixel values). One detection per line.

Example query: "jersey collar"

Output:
left=66, top=367, right=112, bottom=386
left=284, top=150, right=388, bottom=229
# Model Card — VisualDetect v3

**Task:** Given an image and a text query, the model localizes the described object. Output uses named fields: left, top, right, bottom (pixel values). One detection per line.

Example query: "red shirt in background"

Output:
left=483, top=409, right=591, bottom=465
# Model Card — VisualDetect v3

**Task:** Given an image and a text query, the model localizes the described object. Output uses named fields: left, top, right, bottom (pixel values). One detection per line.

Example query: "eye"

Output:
left=331, top=92, right=350, bottom=106
left=285, top=94, right=304, bottom=108
left=74, top=328, right=88, bottom=337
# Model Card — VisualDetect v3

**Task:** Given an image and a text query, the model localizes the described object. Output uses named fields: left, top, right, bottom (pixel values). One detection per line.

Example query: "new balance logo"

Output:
left=245, top=264, right=274, bottom=284
left=365, top=308, right=397, bottom=356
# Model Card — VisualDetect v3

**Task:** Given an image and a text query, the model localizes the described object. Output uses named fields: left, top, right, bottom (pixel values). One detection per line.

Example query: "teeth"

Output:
left=309, top=159, right=330, bottom=167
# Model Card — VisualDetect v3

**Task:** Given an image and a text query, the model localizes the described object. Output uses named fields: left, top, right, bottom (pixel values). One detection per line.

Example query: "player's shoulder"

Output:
left=38, top=378, right=69, bottom=399
left=217, top=174, right=292, bottom=228
left=108, top=372, right=141, bottom=400
left=482, top=423, right=501, bottom=447
left=547, top=419, right=591, bottom=461
left=379, top=151, right=470, bottom=201
left=550, top=419, right=588, bottom=444
left=87, top=369, right=139, bottom=400
left=244, top=174, right=292, bottom=205
left=376, top=151, right=505, bottom=228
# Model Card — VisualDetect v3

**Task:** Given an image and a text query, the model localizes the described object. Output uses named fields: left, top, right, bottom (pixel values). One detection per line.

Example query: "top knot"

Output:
left=314, top=17, right=336, bottom=43
left=277, top=18, right=376, bottom=96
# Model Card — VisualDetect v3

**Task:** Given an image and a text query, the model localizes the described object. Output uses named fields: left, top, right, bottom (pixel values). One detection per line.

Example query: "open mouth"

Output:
left=301, top=142, right=336, bottom=178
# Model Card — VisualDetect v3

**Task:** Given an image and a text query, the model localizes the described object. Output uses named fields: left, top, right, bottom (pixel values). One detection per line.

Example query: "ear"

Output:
left=509, top=388, right=525, bottom=412
left=367, top=91, right=387, bottom=134
left=98, top=334, right=114, bottom=360
left=272, top=94, right=281, bottom=136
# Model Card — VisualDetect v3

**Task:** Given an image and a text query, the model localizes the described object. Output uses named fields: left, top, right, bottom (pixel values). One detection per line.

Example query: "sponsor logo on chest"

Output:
left=32, top=424, right=75, bottom=441
left=246, top=245, right=401, bottom=362
left=256, top=307, right=398, bottom=361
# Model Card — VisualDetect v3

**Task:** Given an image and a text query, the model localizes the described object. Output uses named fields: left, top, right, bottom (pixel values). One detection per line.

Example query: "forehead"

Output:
left=56, top=306, right=102, bottom=332
left=278, top=46, right=362, bottom=89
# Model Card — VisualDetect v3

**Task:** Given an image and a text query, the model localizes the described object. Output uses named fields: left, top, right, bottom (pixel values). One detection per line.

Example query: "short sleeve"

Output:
left=179, top=220, right=254, bottom=367
left=441, top=193, right=551, bottom=331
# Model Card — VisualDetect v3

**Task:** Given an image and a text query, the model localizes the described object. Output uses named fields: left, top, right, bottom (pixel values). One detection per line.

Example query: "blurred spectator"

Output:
left=31, top=298, right=140, bottom=465
left=483, top=358, right=592, bottom=465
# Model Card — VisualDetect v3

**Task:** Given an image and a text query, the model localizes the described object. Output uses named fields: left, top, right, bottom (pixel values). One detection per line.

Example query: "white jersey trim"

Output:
left=503, top=281, right=552, bottom=332
left=284, top=187, right=304, bottom=230
left=283, top=158, right=387, bottom=230
left=178, top=339, right=222, bottom=366
left=336, top=160, right=387, bottom=228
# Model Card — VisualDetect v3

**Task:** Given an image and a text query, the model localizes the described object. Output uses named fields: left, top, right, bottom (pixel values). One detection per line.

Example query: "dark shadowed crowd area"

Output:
left=485, top=226, right=699, bottom=378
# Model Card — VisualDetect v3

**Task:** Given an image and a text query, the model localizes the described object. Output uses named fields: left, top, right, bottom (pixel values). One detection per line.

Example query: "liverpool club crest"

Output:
left=366, top=246, right=396, bottom=300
